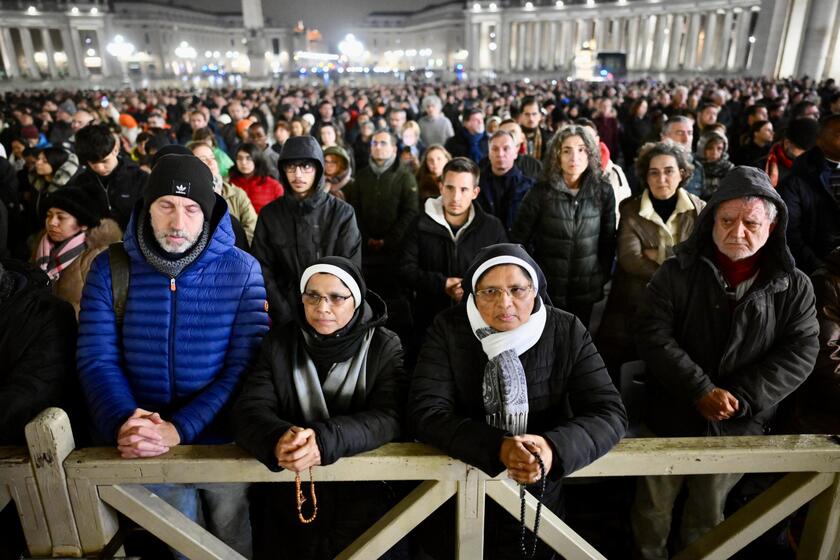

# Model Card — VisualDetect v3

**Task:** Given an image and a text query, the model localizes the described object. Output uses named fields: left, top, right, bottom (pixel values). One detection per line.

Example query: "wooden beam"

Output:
left=675, top=472, right=835, bottom=560
left=457, top=467, right=486, bottom=559
left=336, top=480, right=456, bottom=560
left=0, top=446, right=51, bottom=556
left=486, top=479, right=608, bottom=560
left=25, top=407, right=82, bottom=557
left=798, top=473, right=840, bottom=560
left=99, top=484, right=245, bottom=560
left=66, top=475, right=121, bottom=554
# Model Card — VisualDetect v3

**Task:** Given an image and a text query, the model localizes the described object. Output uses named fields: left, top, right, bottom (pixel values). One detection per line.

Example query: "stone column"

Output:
left=19, top=27, right=40, bottom=79
left=94, top=27, right=112, bottom=77
left=614, top=18, right=625, bottom=52
left=667, top=14, right=684, bottom=70
left=0, top=27, right=19, bottom=79
left=41, top=28, right=59, bottom=78
left=653, top=14, right=669, bottom=70
left=797, top=0, right=839, bottom=79
left=731, top=9, right=752, bottom=71
left=701, top=11, right=718, bottom=69
left=547, top=20, right=558, bottom=70
left=593, top=18, right=604, bottom=51
left=532, top=20, right=542, bottom=70
left=497, top=17, right=510, bottom=73
left=60, top=27, right=84, bottom=78
left=748, top=0, right=789, bottom=77
left=683, top=12, right=702, bottom=70
left=718, top=10, right=734, bottom=70
left=517, top=22, right=527, bottom=71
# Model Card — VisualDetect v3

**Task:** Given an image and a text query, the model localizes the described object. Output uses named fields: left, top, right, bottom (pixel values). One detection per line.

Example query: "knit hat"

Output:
left=144, top=154, right=215, bottom=218
left=785, top=118, right=819, bottom=151
left=21, top=125, right=39, bottom=140
left=58, top=99, right=77, bottom=116
left=44, top=186, right=103, bottom=228
left=119, top=114, right=138, bottom=129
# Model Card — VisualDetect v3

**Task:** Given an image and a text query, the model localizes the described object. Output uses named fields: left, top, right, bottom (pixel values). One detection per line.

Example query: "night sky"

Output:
left=164, top=0, right=430, bottom=49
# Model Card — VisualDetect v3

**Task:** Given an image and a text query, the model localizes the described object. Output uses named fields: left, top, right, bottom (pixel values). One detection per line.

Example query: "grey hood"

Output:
left=277, top=135, right=325, bottom=194
left=675, top=166, right=794, bottom=273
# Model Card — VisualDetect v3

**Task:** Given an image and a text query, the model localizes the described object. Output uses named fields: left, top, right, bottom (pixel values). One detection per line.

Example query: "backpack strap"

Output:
left=108, top=242, right=130, bottom=329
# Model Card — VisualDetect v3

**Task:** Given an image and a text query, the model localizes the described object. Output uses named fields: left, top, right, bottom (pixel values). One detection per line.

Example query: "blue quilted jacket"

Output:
left=77, top=197, right=269, bottom=444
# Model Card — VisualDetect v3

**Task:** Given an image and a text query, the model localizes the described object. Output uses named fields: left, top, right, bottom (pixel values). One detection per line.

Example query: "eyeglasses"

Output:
left=474, top=285, right=533, bottom=302
left=283, top=161, right=316, bottom=173
left=302, top=291, right=353, bottom=306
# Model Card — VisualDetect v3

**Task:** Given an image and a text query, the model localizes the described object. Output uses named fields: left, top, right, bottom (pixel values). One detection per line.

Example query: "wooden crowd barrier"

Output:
left=5, top=408, right=840, bottom=559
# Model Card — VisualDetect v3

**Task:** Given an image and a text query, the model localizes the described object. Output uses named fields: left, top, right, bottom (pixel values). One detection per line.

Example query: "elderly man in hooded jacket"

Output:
left=251, top=136, right=361, bottom=327
left=632, top=166, right=819, bottom=559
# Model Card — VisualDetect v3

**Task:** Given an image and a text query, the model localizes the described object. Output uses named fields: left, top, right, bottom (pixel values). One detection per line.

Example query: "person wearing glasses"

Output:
left=235, top=256, right=407, bottom=560
left=408, top=243, right=626, bottom=560
left=252, top=136, right=361, bottom=327
left=345, top=129, right=418, bottom=341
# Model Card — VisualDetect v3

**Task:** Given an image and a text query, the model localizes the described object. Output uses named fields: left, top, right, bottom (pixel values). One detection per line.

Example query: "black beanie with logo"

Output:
left=143, top=153, right=215, bottom=218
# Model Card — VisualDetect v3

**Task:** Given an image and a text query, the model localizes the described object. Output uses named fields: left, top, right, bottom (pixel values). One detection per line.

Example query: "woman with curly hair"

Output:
left=597, top=141, right=705, bottom=379
left=511, top=125, right=616, bottom=326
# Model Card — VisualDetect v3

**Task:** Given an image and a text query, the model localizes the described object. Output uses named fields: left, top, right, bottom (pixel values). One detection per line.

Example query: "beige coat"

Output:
left=35, top=219, right=123, bottom=318
left=221, top=181, right=258, bottom=245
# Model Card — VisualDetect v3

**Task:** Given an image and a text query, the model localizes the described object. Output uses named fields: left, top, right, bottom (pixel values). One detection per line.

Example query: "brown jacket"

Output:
left=596, top=189, right=704, bottom=373
left=35, top=219, right=123, bottom=317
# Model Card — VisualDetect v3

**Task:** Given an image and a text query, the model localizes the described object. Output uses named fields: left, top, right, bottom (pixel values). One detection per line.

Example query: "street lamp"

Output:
left=338, top=34, right=364, bottom=61
left=107, top=35, right=135, bottom=81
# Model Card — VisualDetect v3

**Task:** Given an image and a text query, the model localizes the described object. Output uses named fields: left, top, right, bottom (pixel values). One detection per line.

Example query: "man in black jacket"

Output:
left=400, top=157, right=507, bottom=360
left=445, top=107, right=489, bottom=163
left=478, top=130, right=535, bottom=232
left=252, top=136, right=361, bottom=326
left=632, top=167, right=819, bottom=559
left=71, top=123, right=148, bottom=231
left=778, top=114, right=840, bottom=274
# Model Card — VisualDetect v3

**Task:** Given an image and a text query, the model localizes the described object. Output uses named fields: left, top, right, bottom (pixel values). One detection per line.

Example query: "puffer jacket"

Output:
left=511, top=171, right=616, bottom=308
left=635, top=168, right=819, bottom=437
left=778, top=146, right=840, bottom=274
left=252, top=136, right=361, bottom=326
left=77, top=197, right=269, bottom=444
left=234, top=292, right=406, bottom=470
left=0, top=259, right=78, bottom=445
left=408, top=304, right=626, bottom=482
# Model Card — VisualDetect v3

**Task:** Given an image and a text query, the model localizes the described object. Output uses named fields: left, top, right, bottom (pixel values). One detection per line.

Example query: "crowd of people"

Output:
left=1, top=75, right=839, bottom=560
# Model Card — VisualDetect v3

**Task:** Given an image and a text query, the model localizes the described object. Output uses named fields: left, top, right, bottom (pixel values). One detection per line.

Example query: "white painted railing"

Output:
left=2, top=408, right=839, bottom=559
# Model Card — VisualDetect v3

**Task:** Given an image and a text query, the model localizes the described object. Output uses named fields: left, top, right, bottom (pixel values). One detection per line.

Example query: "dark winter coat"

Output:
left=77, top=198, right=269, bottom=444
left=234, top=293, right=406, bottom=470
left=408, top=304, right=626, bottom=502
left=399, top=199, right=507, bottom=335
left=778, top=146, right=840, bottom=274
left=252, top=136, right=361, bottom=326
left=477, top=163, right=535, bottom=232
left=511, top=171, right=616, bottom=308
left=444, top=128, right=489, bottom=162
left=70, top=156, right=148, bottom=231
left=0, top=260, right=77, bottom=445
left=636, top=169, right=819, bottom=437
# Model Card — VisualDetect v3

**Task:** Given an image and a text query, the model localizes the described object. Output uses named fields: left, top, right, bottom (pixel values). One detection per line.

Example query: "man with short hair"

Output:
left=389, top=108, right=407, bottom=136
left=70, top=109, right=95, bottom=135
left=445, top=107, right=489, bottom=163
left=346, top=129, right=418, bottom=336
left=247, top=121, right=280, bottom=179
left=251, top=136, right=361, bottom=326
left=633, top=166, right=819, bottom=559
left=77, top=154, right=269, bottom=558
left=498, top=119, right=542, bottom=179
left=518, top=95, right=552, bottom=161
left=761, top=117, right=819, bottom=187
left=662, top=116, right=704, bottom=197
left=71, top=123, right=148, bottom=230
left=400, top=157, right=507, bottom=356
left=220, top=100, right=246, bottom=157
left=696, top=102, right=720, bottom=133
left=779, top=114, right=840, bottom=273
left=478, top=130, right=535, bottom=232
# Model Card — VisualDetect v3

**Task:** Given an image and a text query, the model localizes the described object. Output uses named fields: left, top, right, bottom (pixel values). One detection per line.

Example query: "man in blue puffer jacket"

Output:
left=77, top=153, right=269, bottom=558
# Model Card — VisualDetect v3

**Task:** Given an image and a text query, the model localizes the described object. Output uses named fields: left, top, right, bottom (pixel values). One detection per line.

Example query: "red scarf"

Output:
left=713, top=247, right=761, bottom=288
left=769, top=142, right=793, bottom=170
